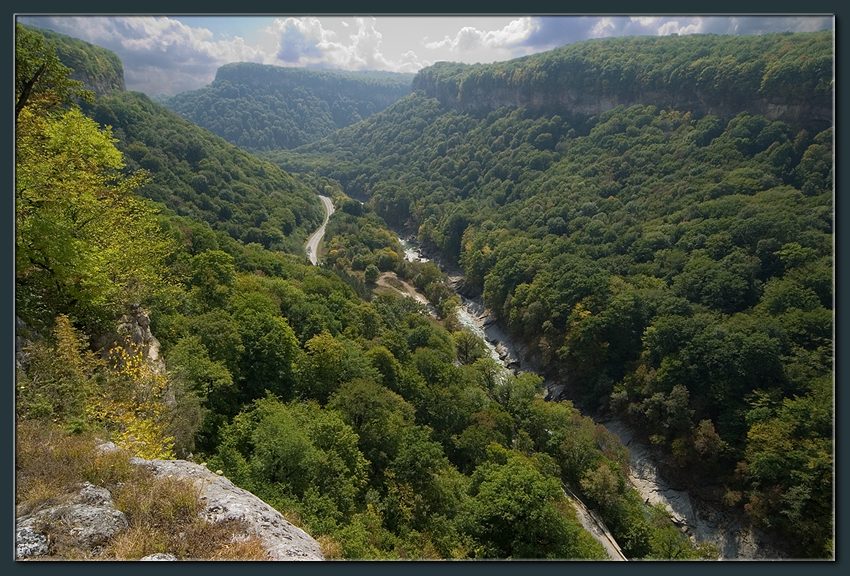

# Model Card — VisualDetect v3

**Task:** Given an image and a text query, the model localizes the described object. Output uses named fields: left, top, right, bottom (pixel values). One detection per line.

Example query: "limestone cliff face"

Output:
left=412, top=33, right=833, bottom=131
left=413, top=73, right=831, bottom=129
left=96, top=304, right=165, bottom=373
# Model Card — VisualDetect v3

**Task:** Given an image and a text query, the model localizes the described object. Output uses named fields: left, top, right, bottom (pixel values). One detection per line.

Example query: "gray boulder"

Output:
left=16, top=482, right=128, bottom=559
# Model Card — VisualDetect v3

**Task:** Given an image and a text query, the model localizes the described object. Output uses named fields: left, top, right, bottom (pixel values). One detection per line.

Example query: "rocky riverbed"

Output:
left=398, top=234, right=782, bottom=560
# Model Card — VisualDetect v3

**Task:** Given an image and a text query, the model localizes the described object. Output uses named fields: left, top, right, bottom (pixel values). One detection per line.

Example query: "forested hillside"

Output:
left=166, top=63, right=412, bottom=150
left=32, top=26, right=125, bottom=95
left=22, top=27, right=324, bottom=255
left=81, top=91, right=323, bottom=253
left=273, top=31, right=834, bottom=557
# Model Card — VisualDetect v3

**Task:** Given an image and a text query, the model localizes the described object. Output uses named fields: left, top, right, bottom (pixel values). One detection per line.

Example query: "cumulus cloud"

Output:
left=425, top=17, right=535, bottom=51
left=265, top=17, right=426, bottom=73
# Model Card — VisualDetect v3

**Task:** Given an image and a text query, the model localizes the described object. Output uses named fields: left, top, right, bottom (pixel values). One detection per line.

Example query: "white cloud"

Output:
left=630, top=17, right=659, bottom=27
left=590, top=17, right=617, bottom=38
left=265, top=17, right=426, bottom=73
left=656, top=19, right=704, bottom=36
left=424, top=17, right=535, bottom=51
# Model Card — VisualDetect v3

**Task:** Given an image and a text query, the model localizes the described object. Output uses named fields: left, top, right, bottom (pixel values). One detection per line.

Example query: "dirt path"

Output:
left=375, top=272, right=430, bottom=305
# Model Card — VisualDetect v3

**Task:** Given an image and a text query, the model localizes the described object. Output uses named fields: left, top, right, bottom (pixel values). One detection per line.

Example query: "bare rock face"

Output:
left=116, top=304, right=165, bottom=374
left=130, top=457, right=324, bottom=561
left=96, top=304, right=165, bottom=375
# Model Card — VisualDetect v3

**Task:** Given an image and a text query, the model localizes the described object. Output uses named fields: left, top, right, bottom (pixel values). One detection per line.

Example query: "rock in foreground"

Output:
left=131, top=457, right=324, bottom=561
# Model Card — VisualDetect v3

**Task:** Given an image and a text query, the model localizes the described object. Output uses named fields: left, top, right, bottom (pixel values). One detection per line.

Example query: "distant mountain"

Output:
left=165, top=63, right=413, bottom=151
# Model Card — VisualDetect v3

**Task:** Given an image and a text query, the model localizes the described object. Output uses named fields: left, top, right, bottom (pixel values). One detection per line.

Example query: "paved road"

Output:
left=305, top=195, right=335, bottom=265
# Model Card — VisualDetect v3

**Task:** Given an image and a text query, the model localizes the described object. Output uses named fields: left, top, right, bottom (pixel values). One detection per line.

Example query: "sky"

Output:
left=19, top=15, right=834, bottom=97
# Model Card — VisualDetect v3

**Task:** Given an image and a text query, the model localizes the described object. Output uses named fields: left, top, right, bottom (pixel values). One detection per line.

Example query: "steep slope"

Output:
left=271, top=31, right=834, bottom=558
left=83, top=92, right=323, bottom=252
left=28, top=23, right=324, bottom=253
left=29, top=25, right=125, bottom=95
left=166, top=63, right=412, bottom=150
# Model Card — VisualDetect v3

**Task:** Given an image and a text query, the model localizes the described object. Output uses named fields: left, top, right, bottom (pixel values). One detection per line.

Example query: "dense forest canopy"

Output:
left=82, top=91, right=323, bottom=253
left=273, top=30, right=834, bottom=558
left=165, top=63, right=413, bottom=151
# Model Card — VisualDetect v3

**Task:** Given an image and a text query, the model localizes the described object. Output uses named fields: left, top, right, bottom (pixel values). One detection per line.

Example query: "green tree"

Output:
left=16, top=107, right=172, bottom=332
left=15, top=23, right=89, bottom=118
left=190, top=250, right=236, bottom=309
left=364, top=263, right=380, bottom=284
left=231, top=292, right=299, bottom=401
left=329, top=379, right=416, bottom=475
left=464, top=447, right=605, bottom=559
left=296, top=332, right=379, bottom=402
left=453, top=330, right=487, bottom=365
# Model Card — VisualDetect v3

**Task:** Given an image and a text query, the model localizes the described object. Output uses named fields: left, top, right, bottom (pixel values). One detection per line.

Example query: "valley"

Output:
left=13, top=19, right=834, bottom=562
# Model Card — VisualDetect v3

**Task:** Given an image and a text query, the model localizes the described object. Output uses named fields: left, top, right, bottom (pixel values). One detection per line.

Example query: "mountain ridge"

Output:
left=412, top=32, right=832, bottom=130
left=165, top=62, right=413, bottom=150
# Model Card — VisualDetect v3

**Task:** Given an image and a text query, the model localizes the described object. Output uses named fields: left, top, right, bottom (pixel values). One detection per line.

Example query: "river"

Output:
left=397, top=235, right=781, bottom=560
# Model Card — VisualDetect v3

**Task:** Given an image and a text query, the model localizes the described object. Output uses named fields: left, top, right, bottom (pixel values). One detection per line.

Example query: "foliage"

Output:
left=16, top=106, right=173, bottom=333
left=15, top=23, right=90, bottom=117
left=166, top=62, right=411, bottom=150
left=83, top=90, right=323, bottom=253
left=271, top=31, right=833, bottom=557
left=464, top=447, right=606, bottom=559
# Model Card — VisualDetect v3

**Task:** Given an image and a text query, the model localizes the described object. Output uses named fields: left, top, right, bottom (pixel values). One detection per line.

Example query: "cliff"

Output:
left=413, top=32, right=832, bottom=130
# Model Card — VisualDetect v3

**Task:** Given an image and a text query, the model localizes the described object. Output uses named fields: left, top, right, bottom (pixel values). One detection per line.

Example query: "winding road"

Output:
left=305, top=195, right=335, bottom=265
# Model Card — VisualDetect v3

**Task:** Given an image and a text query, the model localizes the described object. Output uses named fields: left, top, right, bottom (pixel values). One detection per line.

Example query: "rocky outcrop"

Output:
left=130, top=457, right=324, bottom=561
left=17, top=448, right=324, bottom=561
left=114, top=304, right=165, bottom=374
left=16, top=482, right=128, bottom=559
